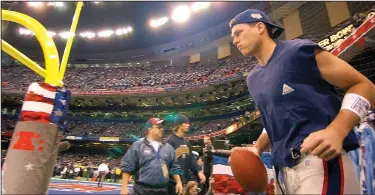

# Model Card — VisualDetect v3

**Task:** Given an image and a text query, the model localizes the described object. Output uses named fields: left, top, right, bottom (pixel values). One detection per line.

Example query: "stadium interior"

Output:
left=1, top=1, right=375, bottom=194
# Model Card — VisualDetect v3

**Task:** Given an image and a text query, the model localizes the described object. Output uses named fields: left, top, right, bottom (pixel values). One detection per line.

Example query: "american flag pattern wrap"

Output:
left=19, top=82, right=71, bottom=125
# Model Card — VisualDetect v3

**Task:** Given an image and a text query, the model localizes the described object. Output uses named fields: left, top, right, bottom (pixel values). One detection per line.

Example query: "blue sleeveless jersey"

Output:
left=246, top=39, right=359, bottom=167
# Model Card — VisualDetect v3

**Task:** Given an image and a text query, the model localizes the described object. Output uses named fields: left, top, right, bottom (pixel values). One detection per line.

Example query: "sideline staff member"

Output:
left=120, top=118, right=183, bottom=195
left=97, top=161, right=109, bottom=187
left=165, top=114, right=206, bottom=195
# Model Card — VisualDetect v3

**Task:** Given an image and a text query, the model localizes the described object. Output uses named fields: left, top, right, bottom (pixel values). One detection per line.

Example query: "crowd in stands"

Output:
left=65, top=121, right=141, bottom=137
left=64, top=117, right=236, bottom=137
left=1, top=112, right=253, bottom=138
left=1, top=56, right=257, bottom=92
left=1, top=117, right=16, bottom=133
left=53, top=153, right=124, bottom=183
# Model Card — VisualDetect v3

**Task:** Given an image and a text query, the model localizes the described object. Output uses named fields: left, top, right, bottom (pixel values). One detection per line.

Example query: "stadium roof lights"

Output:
left=150, top=17, right=169, bottom=28
left=59, top=31, right=74, bottom=39
left=191, top=2, right=210, bottom=12
left=97, top=29, right=114, bottom=38
left=172, top=6, right=191, bottom=23
left=28, top=2, right=65, bottom=8
left=80, top=31, right=96, bottom=39
left=18, top=26, right=133, bottom=39
left=47, top=2, right=64, bottom=7
left=18, top=28, right=35, bottom=35
left=27, top=2, right=43, bottom=7
left=150, top=2, right=210, bottom=27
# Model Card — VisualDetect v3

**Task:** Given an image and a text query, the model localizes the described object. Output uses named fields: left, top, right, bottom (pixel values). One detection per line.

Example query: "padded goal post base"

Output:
left=2, top=82, right=71, bottom=194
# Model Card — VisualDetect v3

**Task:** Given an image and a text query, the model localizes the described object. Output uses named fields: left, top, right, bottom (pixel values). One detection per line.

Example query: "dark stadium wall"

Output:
left=284, top=1, right=374, bottom=43
left=171, top=56, right=190, bottom=67
left=282, top=10, right=303, bottom=40
left=190, top=53, right=201, bottom=64
left=1, top=51, right=14, bottom=66
left=347, top=1, right=375, bottom=17
left=347, top=48, right=375, bottom=84
left=217, top=43, right=231, bottom=60
left=275, top=19, right=286, bottom=41
left=201, top=47, right=218, bottom=65
left=178, top=35, right=231, bottom=60
left=325, top=2, right=351, bottom=27
left=230, top=43, right=242, bottom=60
left=299, top=1, right=332, bottom=40
left=268, top=2, right=305, bottom=40
left=128, top=35, right=230, bottom=66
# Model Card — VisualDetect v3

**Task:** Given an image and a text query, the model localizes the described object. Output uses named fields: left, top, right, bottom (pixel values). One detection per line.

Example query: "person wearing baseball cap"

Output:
left=165, top=114, right=206, bottom=195
left=120, top=117, right=183, bottom=195
left=142, top=117, right=166, bottom=139
left=229, top=9, right=284, bottom=39
left=229, top=8, right=373, bottom=194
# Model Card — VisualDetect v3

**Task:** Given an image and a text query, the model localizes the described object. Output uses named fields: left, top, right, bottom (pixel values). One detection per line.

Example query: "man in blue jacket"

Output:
left=120, top=118, right=183, bottom=195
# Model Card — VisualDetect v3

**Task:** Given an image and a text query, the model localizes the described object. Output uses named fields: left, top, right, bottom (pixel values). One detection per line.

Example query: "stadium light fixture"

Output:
left=80, top=31, right=96, bottom=38
left=55, top=2, right=64, bottom=7
left=115, top=29, right=123, bottom=35
left=59, top=31, right=75, bottom=39
left=21, top=28, right=35, bottom=36
left=127, top=27, right=133, bottom=32
left=115, top=28, right=130, bottom=35
left=150, top=17, right=169, bottom=28
left=191, top=2, right=210, bottom=12
left=172, top=6, right=191, bottom=23
left=47, top=31, right=57, bottom=37
left=150, top=19, right=156, bottom=27
left=47, top=2, right=64, bottom=7
left=18, top=28, right=33, bottom=35
left=98, top=29, right=114, bottom=38
left=27, top=2, right=43, bottom=7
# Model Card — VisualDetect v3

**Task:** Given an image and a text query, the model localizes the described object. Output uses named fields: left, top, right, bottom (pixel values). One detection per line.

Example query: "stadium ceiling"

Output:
left=1, top=1, right=284, bottom=55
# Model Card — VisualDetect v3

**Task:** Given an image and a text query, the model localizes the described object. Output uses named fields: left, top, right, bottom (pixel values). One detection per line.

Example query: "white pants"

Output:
left=275, top=151, right=360, bottom=194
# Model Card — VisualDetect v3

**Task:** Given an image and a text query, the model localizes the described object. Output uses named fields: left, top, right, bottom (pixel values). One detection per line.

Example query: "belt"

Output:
left=290, top=147, right=309, bottom=165
left=274, top=148, right=308, bottom=195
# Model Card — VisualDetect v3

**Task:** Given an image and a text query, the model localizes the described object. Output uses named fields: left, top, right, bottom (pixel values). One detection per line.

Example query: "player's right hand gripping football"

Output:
left=228, top=147, right=260, bottom=164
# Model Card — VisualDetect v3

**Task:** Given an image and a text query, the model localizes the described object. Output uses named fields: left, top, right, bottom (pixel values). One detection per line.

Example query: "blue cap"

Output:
left=174, top=114, right=189, bottom=126
left=229, top=9, right=285, bottom=39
